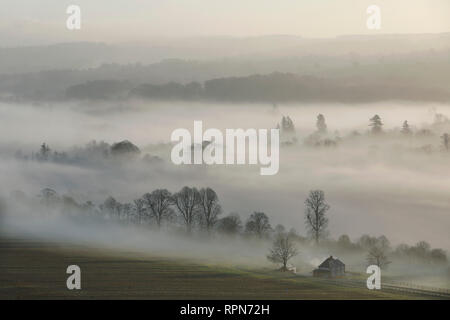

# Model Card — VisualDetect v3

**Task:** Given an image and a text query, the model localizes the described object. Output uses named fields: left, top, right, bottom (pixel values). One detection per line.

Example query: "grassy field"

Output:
left=0, top=237, right=437, bottom=300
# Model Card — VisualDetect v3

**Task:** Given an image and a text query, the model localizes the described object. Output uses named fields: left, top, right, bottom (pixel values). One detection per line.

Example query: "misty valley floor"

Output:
left=0, top=237, right=440, bottom=300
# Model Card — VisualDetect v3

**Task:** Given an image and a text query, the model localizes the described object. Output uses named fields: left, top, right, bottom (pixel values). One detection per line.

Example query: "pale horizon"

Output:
left=1, top=0, right=450, bottom=46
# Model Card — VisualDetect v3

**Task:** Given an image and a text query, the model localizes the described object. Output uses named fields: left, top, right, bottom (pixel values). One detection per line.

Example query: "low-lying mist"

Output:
left=1, top=101, right=449, bottom=244
left=2, top=198, right=449, bottom=289
left=1, top=100, right=450, bottom=288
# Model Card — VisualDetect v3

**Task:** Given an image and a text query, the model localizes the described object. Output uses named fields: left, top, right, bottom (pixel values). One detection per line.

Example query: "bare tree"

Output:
left=274, top=224, right=286, bottom=234
left=367, top=246, right=391, bottom=269
left=304, top=190, right=330, bottom=244
left=316, top=114, right=327, bottom=133
left=121, top=203, right=133, bottom=223
left=267, top=233, right=298, bottom=271
left=430, top=249, right=448, bottom=264
left=39, top=188, right=58, bottom=207
left=358, top=234, right=378, bottom=249
left=441, top=133, right=449, bottom=151
left=338, top=234, right=352, bottom=248
left=174, top=186, right=201, bottom=233
left=143, top=189, right=174, bottom=228
left=199, top=187, right=222, bottom=232
left=82, top=200, right=97, bottom=217
left=133, top=198, right=146, bottom=225
left=401, top=120, right=411, bottom=135
left=376, top=235, right=390, bottom=251
left=413, top=241, right=431, bottom=258
left=39, top=143, right=51, bottom=161
left=245, top=211, right=272, bottom=238
left=100, top=196, right=121, bottom=219
left=217, top=213, right=242, bottom=236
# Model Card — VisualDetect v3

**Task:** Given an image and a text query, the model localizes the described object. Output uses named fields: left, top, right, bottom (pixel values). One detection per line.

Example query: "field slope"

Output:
left=0, top=237, right=439, bottom=300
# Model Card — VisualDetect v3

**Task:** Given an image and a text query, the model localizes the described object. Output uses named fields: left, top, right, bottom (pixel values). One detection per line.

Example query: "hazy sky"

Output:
left=1, top=0, right=449, bottom=46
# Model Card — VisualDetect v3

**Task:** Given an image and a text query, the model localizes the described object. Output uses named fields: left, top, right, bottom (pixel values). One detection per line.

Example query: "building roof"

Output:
left=318, top=256, right=345, bottom=269
left=334, top=258, right=345, bottom=266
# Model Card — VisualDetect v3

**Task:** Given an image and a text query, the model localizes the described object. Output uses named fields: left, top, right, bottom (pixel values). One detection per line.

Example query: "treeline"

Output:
left=3, top=38, right=450, bottom=103
left=62, top=72, right=450, bottom=103
left=287, top=113, right=450, bottom=152
left=14, top=140, right=162, bottom=165
left=13, top=112, right=450, bottom=172
left=9, top=187, right=448, bottom=266
left=332, top=234, right=448, bottom=267
left=13, top=187, right=257, bottom=236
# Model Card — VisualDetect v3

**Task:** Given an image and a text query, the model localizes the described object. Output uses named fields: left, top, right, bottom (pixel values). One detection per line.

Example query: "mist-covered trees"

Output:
left=38, top=188, right=59, bottom=207
left=81, top=200, right=97, bottom=217
left=69, top=71, right=450, bottom=103
left=430, top=249, right=448, bottom=264
left=279, top=116, right=295, bottom=134
left=198, top=187, right=222, bottom=232
left=25, top=140, right=146, bottom=164
left=25, top=186, right=274, bottom=239
left=304, top=190, right=330, bottom=244
left=18, top=110, right=450, bottom=176
left=100, top=196, right=121, bottom=219
left=216, top=214, right=242, bottom=236
left=245, top=212, right=272, bottom=238
left=277, top=116, right=297, bottom=145
left=267, top=233, right=298, bottom=271
left=357, top=234, right=390, bottom=250
left=337, top=234, right=352, bottom=248
left=367, top=246, right=391, bottom=269
left=110, top=140, right=141, bottom=157
left=39, top=143, right=51, bottom=161
left=316, top=114, right=327, bottom=133
left=366, top=236, right=391, bottom=269
left=369, top=114, right=383, bottom=134
left=401, top=120, right=411, bottom=135
left=133, top=198, right=146, bottom=225
left=304, top=114, right=340, bottom=147
left=66, top=80, right=132, bottom=100
left=394, top=241, right=447, bottom=264
left=441, top=133, right=449, bottom=151
left=130, top=81, right=202, bottom=101
left=174, top=186, right=201, bottom=233
left=143, top=189, right=174, bottom=228
left=9, top=186, right=449, bottom=275
left=51, top=185, right=228, bottom=233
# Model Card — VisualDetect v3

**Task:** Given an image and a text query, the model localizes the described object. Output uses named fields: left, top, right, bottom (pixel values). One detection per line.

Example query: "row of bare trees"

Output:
left=98, top=187, right=222, bottom=233
left=13, top=186, right=447, bottom=271
left=29, top=187, right=282, bottom=237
